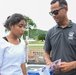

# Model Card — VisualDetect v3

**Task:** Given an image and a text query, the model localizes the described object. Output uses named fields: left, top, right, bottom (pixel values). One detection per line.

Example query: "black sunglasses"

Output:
left=49, top=7, right=64, bottom=16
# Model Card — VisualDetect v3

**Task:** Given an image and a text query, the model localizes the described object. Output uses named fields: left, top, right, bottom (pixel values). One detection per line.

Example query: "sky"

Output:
left=0, top=0, right=76, bottom=37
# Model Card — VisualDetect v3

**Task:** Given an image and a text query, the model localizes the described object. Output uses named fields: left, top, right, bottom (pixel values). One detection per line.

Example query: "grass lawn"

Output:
left=29, top=46, right=44, bottom=50
left=29, top=41, right=44, bottom=44
left=27, top=41, right=44, bottom=50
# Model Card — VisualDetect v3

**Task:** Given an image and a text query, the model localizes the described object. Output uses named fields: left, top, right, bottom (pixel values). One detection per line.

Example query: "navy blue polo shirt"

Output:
left=44, top=21, right=76, bottom=75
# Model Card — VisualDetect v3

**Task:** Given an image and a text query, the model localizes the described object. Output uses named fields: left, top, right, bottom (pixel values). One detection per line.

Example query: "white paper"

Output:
left=39, top=59, right=61, bottom=75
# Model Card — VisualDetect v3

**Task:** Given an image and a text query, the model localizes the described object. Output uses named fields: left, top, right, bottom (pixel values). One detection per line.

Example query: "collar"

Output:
left=57, top=20, right=73, bottom=28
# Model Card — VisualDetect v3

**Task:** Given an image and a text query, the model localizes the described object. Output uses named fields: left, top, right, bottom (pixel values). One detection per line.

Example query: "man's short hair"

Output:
left=50, top=0, right=68, bottom=7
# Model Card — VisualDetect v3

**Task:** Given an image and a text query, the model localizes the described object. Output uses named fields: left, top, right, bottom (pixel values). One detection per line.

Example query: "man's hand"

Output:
left=59, top=62, right=74, bottom=72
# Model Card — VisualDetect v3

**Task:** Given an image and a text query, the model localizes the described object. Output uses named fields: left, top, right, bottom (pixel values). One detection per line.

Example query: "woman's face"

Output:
left=10, top=20, right=26, bottom=37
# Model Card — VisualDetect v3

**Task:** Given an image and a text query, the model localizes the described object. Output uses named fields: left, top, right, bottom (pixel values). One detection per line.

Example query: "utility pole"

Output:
left=26, top=22, right=29, bottom=63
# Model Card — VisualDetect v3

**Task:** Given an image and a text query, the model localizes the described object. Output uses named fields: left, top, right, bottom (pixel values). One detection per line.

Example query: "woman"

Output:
left=0, top=13, right=27, bottom=75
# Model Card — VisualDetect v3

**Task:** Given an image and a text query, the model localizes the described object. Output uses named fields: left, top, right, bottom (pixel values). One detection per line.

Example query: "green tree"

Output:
left=24, top=16, right=36, bottom=30
left=38, top=33, right=46, bottom=41
left=23, top=16, right=37, bottom=40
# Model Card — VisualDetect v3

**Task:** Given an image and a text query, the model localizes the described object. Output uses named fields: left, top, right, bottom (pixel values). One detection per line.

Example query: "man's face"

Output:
left=50, top=2, right=67, bottom=23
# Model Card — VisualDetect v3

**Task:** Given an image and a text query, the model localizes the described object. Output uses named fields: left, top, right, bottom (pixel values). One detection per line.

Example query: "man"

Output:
left=44, top=0, right=76, bottom=75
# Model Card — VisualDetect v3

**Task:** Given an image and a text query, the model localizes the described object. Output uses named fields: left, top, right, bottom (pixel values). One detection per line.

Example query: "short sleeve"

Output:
left=21, top=39, right=27, bottom=63
left=22, top=46, right=27, bottom=63
left=43, top=31, right=52, bottom=51
left=0, top=42, right=5, bottom=68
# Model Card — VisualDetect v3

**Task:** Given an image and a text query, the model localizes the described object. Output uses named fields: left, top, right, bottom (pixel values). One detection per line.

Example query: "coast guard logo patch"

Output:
left=68, top=32, right=74, bottom=39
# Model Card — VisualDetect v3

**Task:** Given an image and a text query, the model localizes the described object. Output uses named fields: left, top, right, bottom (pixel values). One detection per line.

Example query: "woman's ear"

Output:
left=9, top=24, right=12, bottom=30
